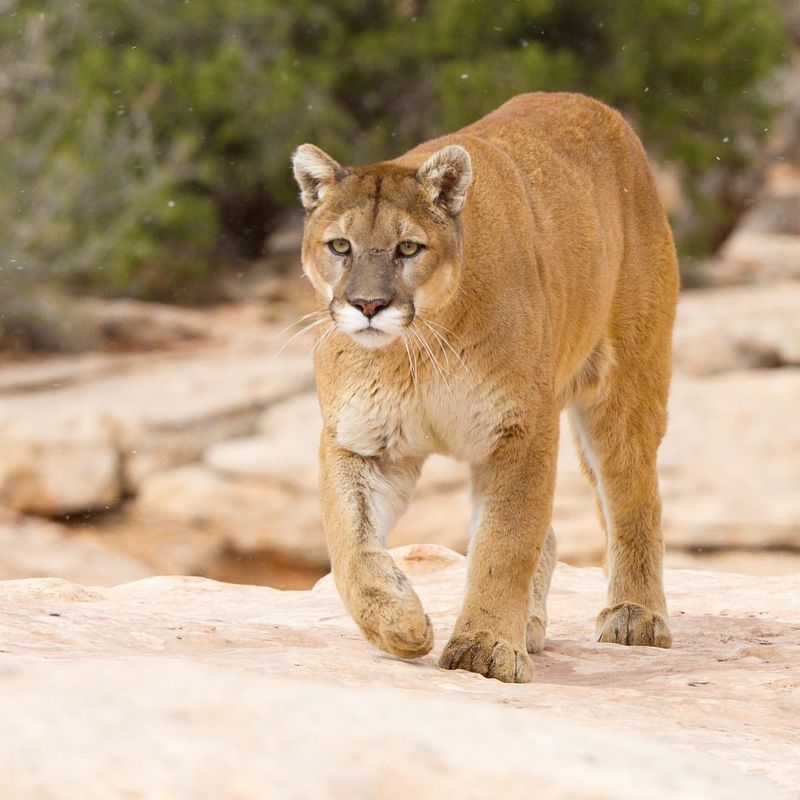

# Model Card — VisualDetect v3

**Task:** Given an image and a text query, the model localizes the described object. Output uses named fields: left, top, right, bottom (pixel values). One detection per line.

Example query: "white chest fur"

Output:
left=334, top=385, right=428, bottom=460
left=333, top=375, right=512, bottom=466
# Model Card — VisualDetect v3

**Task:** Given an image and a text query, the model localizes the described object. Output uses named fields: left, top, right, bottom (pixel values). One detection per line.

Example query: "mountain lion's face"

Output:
left=292, top=144, right=472, bottom=349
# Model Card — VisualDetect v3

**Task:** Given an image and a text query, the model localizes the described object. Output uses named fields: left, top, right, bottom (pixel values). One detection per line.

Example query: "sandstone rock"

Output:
left=4, top=285, right=797, bottom=579
left=66, top=503, right=229, bottom=579
left=110, top=352, right=313, bottom=489
left=206, top=392, right=322, bottom=491
left=0, top=545, right=794, bottom=798
left=0, top=513, right=152, bottom=585
left=67, top=506, right=327, bottom=589
left=665, top=549, right=800, bottom=576
left=730, top=191, right=800, bottom=238
left=0, top=340, right=312, bottom=511
left=0, top=350, right=139, bottom=394
left=714, top=230, right=800, bottom=284
left=391, top=485, right=471, bottom=552
left=136, top=464, right=327, bottom=565
left=552, top=370, right=800, bottom=564
left=146, top=448, right=473, bottom=567
left=673, top=282, right=800, bottom=375
left=76, top=297, right=209, bottom=351
left=0, top=664, right=774, bottom=800
left=391, top=455, right=472, bottom=552
left=415, top=453, right=471, bottom=494
left=141, top=366, right=800, bottom=577
left=660, top=370, right=800, bottom=550
left=121, top=408, right=261, bottom=491
left=0, top=414, right=120, bottom=515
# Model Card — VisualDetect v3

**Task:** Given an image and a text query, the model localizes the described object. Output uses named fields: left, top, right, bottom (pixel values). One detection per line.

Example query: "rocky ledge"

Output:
left=0, top=544, right=796, bottom=799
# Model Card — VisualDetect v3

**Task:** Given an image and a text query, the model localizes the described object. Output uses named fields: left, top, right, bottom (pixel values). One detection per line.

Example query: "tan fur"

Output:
left=292, top=93, right=679, bottom=683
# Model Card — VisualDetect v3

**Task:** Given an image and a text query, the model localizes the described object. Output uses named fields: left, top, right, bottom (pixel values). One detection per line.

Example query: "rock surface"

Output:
left=134, top=363, right=800, bottom=574
left=0, top=415, right=120, bottom=514
left=660, top=370, right=800, bottom=548
left=716, top=230, right=800, bottom=284
left=75, top=297, right=209, bottom=351
left=0, top=329, right=311, bottom=513
left=205, top=392, right=323, bottom=492
left=1, top=281, right=799, bottom=583
left=712, top=161, right=800, bottom=285
left=0, top=512, right=152, bottom=585
left=0, top=545, right=795, bottom=799
left=673, top=282, right=800, bottom=374
left=136, top=463, right=326, bottom=564
left=555, top=368, right=800, bottom=562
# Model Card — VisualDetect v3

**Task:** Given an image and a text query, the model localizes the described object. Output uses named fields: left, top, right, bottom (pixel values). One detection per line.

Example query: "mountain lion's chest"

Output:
left=332, top=377, right=514, bottom=465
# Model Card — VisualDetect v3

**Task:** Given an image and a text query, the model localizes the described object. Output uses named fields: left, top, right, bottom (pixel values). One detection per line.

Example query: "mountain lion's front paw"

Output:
left=350, top=580, right=433, bottom=660
left=596, top=602, right=672, bottom=648
left=439, top=630, right=533, bottom=683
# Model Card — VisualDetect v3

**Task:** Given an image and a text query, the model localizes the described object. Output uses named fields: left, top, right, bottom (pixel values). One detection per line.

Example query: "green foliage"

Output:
left=0, top=0, right=790, bottom=334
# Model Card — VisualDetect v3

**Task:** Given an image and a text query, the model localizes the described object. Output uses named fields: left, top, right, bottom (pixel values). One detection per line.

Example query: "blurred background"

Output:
left=0, top=0, right=798, bottom=588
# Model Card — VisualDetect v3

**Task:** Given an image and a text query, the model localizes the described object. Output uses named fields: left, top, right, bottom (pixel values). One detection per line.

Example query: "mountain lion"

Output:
left=292, top=92, right=678, bottom=683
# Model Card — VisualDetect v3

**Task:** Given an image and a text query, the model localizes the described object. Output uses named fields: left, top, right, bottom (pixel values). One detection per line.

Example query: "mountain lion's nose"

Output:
left=350, top=297, right=390, bottom=319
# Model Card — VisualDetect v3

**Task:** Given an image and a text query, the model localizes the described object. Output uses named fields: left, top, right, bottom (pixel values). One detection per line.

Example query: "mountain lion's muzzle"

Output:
left=344, top=249, right=400, bottom=318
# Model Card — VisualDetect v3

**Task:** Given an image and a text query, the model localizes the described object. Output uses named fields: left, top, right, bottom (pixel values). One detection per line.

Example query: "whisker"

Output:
left=413, top=309, right=463, bottom=344
left=419, top=320, right=450, bottom=369
left=410, top=321, right=452, bottom=393
left=293, top=322, right=336, bottom=391
left=420, top=317, right=457, bottom=338
left=418, top=318, right=467, bottom=372
left=273, top=317, right=329, bottom=358
left=406, top=328, right=420, bottom=386
left=270, top=309, right=328, bottom=342
left=399, top=330, right=417, bottom=389
left=311, top=322, right=336, bottom=357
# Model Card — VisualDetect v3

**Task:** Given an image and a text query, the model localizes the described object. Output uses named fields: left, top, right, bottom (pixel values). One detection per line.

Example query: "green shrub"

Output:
left=0, top=0, right=789, bottom=335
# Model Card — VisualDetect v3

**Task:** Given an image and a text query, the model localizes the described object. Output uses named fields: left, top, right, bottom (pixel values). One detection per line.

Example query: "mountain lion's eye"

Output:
left=397, top=241, right=421, bottom=257
left=328, top=239, right=351, bottom=255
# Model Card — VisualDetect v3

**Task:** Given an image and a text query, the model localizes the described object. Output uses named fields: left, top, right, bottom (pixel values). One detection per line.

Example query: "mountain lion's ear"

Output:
left=416, top=145, right=472, bottom=216
left=292, top=144, right=349, bottom=210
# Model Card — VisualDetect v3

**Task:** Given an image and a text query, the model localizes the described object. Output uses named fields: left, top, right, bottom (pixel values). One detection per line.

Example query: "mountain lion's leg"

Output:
left=527, top=525, right=556, bottom=654
left=439, top=407, right=558, bottom=682
left=567, top=344, right=672, bottom=648
left=320, top=432, right=432, bottom=659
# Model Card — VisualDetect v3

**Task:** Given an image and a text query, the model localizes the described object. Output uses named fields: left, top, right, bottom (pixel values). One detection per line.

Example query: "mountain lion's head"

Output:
left=292, top=144, right=472, bottom=349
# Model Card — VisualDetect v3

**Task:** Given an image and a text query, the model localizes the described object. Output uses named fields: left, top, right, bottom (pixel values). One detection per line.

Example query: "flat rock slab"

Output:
left=716, top=231, right=800, bottom=283
left=0, top=545, right=796, bottom=798
left=0, top=342, right=311, bottom=512
left=170, top=367, right=800, bottom=568
left=0, top=514, right=153, bottom=585
left=136, top=464, right=326, bottom=563
left=660, top=369, right=800, bottom=547
left=556, top=368, right=800, bottom=560
left=673, top=282, right=800, bottom=374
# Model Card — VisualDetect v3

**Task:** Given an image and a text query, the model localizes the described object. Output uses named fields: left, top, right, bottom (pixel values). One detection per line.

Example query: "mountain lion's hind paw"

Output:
left=596, top=602, right=672, bottom=648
